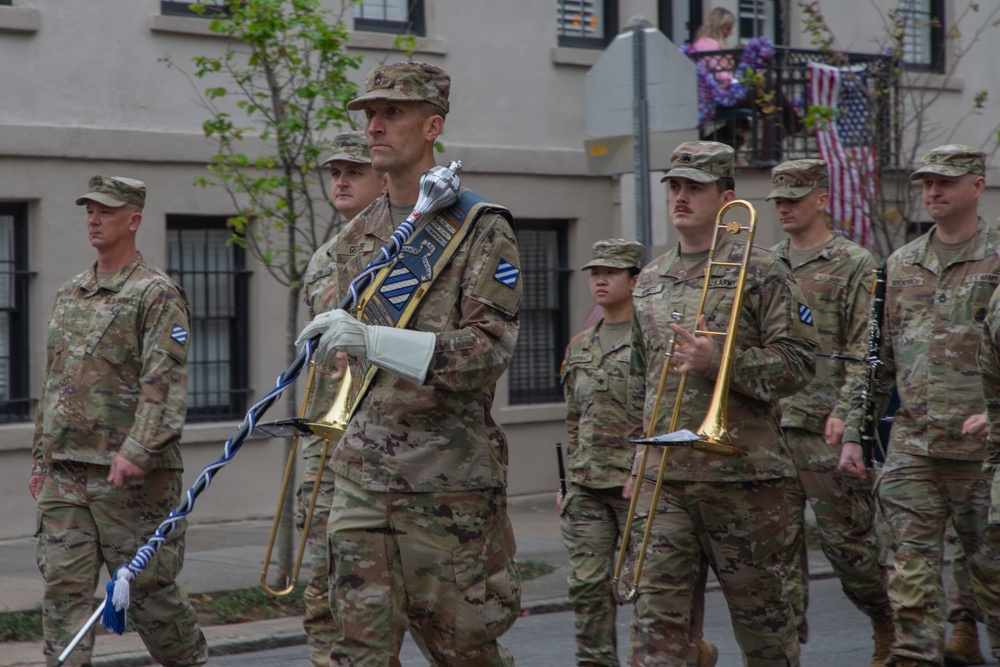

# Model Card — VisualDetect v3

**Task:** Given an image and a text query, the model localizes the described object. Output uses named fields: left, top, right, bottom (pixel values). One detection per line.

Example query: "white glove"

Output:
left=296, top=309, right=436, bottom=384
left=296, top=309, right=367, bottom=359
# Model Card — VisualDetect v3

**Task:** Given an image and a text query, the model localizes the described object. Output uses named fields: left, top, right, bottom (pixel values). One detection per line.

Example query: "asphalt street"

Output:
left=208, top=576, right=1000, bottom=667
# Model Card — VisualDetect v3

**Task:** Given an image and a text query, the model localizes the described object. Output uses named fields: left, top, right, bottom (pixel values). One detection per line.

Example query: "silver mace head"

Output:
left=410, top=160, right=462, bottom=223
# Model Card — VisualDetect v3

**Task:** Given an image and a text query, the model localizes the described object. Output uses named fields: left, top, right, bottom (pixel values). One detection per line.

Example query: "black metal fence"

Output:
left=691, top=47, right=900, bottom=169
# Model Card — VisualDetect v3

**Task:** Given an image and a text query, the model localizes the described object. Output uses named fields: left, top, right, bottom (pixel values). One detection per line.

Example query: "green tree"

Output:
left=799, top=1, right=1000, bottom=255
left=164, top=0, right=362, bottom=583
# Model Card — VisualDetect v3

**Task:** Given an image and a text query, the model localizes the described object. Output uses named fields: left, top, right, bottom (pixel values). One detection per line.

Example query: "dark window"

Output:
left=509, top=221, right=571, bottom=405
left=898, top=0, right=945, bottom=72
left=161, top=1, right=230, bottom=18
left=737, top=0, right=784, bottom=45
left=0, top=203, right=29, bottom=423
left=354, top=0, right=425, bottom=37
left=557, top=0, right=619, bottom=49
left=166, top=216, right=250, bottom=422
left=0, top=1, right=14, bottom=6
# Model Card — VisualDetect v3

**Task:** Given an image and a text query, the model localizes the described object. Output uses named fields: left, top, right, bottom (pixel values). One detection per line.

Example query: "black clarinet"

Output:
left=859, top=258, right=888, bottom=468
left=556, top=441, right=568, bottom=498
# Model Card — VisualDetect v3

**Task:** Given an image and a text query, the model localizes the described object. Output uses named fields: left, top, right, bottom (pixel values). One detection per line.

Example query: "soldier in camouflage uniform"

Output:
left=296, top=131, right=386, bottom=666
left=842, top=145, right=1000, bottom=667
left=560, top=238, right=644, bottom=667
left=628, top=141, right=818, bottom=667
left=29, top=176, right=207, bottom=667
left=295, top=63, right=521, bottom=666
left=767, top=160, right=894, bottom=666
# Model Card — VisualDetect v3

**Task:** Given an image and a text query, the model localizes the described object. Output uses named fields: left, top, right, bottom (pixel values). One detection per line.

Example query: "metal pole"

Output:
left=631, top=21, right=652, bottom=262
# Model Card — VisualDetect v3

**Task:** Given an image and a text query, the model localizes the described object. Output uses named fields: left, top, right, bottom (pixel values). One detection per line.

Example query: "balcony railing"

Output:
left=690, top=47, right=900, bottom=169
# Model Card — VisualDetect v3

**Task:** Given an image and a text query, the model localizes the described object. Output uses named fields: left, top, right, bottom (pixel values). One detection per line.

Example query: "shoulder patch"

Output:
left=494, top=258, right=520, bottom=288
left=470, top=228, right=522, bottom=318
left=171, top=323, right=188, bottom=346
left=798, top=303, right=814, bottom=326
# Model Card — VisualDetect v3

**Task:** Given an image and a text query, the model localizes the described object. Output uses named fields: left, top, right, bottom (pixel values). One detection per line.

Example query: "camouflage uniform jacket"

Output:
left=629, top=231, right=819, bottom=482
left=772, top=234, right=876, bottom=434
left=31, top=252, right=190, bottom=474
left=844, top=217, right=1000, bottom=461
left=561, top=320, right=639, bottom=489
left=979, top=287, right=1000, bottom=474
left=315, top=193, right=522, bottom=493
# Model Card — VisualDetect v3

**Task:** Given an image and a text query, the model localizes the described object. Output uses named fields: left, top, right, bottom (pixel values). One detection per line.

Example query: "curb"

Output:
left=89, top=597, right=577, bottom=667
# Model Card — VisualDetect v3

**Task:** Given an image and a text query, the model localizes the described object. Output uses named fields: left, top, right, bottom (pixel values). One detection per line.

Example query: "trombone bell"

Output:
left=302, top=366, right=353, bottom=441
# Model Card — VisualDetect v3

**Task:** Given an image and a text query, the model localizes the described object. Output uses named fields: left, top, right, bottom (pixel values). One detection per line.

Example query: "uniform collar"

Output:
left=904, top=216, right=991, bottom=273
left=775, top=231, right=842, bottom=263
left=81, top=251, right=144, bottom=296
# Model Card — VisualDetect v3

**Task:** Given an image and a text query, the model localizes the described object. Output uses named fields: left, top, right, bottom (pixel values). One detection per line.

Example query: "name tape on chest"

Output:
left=814, top=273, right=847, bottom=287
left=890, top=278, right=923, bottom=288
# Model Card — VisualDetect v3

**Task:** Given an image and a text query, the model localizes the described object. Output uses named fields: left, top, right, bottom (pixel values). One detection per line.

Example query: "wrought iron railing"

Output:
left=688, top=47, right=900, bottom=169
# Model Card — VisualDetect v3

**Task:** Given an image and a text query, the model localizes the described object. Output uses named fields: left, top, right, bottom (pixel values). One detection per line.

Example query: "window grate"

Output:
left=0, top=204, right=29, bottom=423
left=509, top=222, right=570, bottom=405
left=167, top=217, right=250, bottom=422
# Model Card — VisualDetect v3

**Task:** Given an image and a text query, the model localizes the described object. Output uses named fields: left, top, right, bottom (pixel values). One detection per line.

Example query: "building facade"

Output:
left=0, top=0, right=997, bottom=538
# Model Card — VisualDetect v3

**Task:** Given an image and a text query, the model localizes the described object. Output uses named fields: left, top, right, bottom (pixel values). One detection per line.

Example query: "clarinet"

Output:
left=556, top=441, right=568, bottom=498
left=858, top=258, right=888, bottom=468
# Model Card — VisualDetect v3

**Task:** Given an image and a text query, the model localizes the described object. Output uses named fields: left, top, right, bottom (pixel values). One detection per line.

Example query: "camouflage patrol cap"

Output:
left=319, top=130, right=371, bottom=167
left=75, top=175, right=146, bottom=209
left=766, top=159, right=829, bottom=200
left=910, top=144, right=986, bottom=182
left=582, top=238, right=645, bottom=271
left=347, top=62, right=450, bottom=114
left=660, top=141, right=735, bottom=184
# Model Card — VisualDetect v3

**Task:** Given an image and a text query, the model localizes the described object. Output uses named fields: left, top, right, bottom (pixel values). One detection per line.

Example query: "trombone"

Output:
left=612, top=199, right=756, bottom=604
left=259, top=359, right=353, bottom=596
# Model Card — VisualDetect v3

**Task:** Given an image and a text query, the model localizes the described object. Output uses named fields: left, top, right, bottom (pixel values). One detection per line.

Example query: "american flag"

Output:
left=808, top=62, right=878, bottom=250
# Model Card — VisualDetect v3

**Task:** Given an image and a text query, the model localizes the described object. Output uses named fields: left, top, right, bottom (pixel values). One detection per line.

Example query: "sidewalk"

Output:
left=0, top=492, right=832, bottom=667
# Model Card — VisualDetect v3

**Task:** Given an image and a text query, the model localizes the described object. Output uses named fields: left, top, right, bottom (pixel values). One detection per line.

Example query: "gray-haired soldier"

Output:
left=768, top=159, right=894, bottom=665
left=30, top=176, right=207, bottom=667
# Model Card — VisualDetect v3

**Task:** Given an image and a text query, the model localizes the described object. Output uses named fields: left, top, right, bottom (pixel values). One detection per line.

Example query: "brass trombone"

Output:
left=612, top=199, right=756, bottom=604
left=259, top=360, right=353, bottom=596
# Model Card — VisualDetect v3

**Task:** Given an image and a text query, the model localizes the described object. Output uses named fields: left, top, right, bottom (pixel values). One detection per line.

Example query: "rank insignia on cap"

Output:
left=494, top=258, right=520, bottom=289
left=798, top=303, right=813, bottom=326
left=171, top=324, right=188, bottom=345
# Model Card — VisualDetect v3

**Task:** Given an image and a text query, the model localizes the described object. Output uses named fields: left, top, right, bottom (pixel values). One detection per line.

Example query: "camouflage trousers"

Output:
left=296, top=453, right=338, bottom=667
left=786, top=428, right=892, bottom=622
left=877, top=452, right=1000, bottom=664
left=945, top=525, right=983, bottom=624
left=34, top=462, right=207, bottom=667
left=327, top=474, right=521, bottom=667
left=560, top=483, right=631, bottom=666
left=628, top=478, right=800, bottom=667
left=776, top=469, right=808, bottom=644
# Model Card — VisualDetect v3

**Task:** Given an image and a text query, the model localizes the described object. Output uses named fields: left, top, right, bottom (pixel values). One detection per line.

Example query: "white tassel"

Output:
left=111, top=571, right=132, bottom=611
